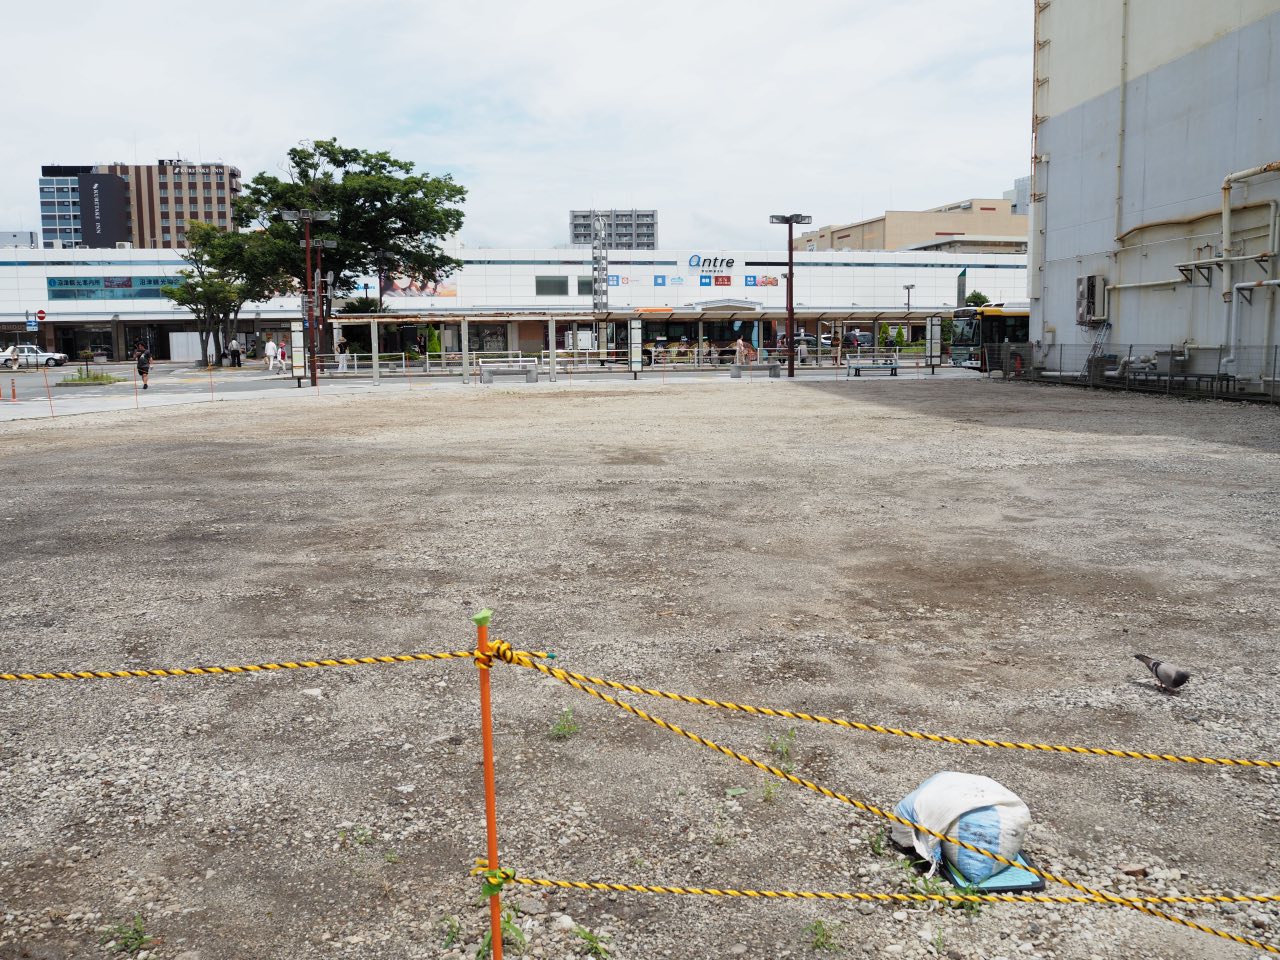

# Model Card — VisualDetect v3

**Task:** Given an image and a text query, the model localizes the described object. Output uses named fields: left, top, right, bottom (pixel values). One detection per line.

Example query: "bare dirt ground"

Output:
left=1, top=377, right=1278, bottom=960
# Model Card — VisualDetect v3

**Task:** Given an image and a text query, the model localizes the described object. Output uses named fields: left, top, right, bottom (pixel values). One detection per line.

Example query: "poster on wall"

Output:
left=380, top=274, right=457, bottom=298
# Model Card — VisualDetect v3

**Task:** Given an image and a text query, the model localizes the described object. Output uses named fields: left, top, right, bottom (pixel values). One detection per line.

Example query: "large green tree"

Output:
left=164, top=222, right=290, bottom=367
left=234, top=139, right=466, bottom=297
left=965, top=290, right=991, bottom=306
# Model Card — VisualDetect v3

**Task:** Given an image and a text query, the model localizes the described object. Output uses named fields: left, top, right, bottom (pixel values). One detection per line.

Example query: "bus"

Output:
left=950, top=302, right=1030, bottom=370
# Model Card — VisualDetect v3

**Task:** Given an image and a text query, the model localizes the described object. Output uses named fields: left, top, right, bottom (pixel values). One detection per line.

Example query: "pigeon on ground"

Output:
left=1134, top=654, right=1191, bottom=692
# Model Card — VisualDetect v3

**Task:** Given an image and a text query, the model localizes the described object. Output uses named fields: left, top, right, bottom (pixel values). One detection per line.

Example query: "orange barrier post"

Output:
left=40, top=367, right=55, bottom=418
left=9, top=378, right=15, bottom=403
left=473, top=609, right=505, bottom=960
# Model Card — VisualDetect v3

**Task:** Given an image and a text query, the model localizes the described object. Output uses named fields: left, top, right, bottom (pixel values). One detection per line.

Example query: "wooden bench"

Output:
left=730, top=363, right=781, bottom=379
left=846, top=359, right=898, bottom=377
left=480, top=366, right=539, bottom=384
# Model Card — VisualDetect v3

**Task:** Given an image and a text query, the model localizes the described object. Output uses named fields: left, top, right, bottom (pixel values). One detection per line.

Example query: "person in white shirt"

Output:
left=265, top=336, right=280, bottom=372
left=1, top=344, right=17, bottom=369
left=337, top=336, right=349, bottom=373
left=227, top=337, right=242, bottom=368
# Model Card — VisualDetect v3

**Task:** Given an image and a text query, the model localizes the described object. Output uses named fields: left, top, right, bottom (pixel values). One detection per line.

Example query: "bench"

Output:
left=480, top=366, right=539, bottom=384
left=730, top=363, right=781, bottom=379
left=846, top=359, right=898, bottom=377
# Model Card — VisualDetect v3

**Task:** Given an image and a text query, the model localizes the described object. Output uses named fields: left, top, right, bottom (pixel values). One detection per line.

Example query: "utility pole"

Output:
left=281, top=209, right=336, bottom=387
left=770, top=213, right=813, bottom=378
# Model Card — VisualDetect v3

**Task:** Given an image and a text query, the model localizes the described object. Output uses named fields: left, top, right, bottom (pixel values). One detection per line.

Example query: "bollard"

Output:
left=473, top=609, right=505, bottom=960
left=9, top=378, right=14, bottom=403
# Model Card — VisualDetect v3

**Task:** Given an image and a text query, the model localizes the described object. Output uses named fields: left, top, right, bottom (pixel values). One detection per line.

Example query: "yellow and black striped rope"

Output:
left=507, top=657, right=1279, bottom=955
left=500, top=656, right=1278, bottom=768
left=507, top=875, right=1280, bottom=908
left=0, top=650, right=477, bottom=682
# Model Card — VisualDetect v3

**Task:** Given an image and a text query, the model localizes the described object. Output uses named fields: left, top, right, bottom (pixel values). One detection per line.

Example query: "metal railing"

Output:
left=988, top=342, right=1280, bottom=403
left=312, top=352, right=407, bottom=374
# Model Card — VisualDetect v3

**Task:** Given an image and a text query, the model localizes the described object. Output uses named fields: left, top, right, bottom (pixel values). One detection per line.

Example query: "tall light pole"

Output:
left=770, top=213, right=812, bottom=377
left=281, top=209, right=336, bottom=386
left=903, top=283, right=915, bottom=313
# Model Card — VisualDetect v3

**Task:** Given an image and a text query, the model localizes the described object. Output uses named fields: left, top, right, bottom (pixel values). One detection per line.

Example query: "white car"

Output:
left=5, top=344, right=69, bottom=367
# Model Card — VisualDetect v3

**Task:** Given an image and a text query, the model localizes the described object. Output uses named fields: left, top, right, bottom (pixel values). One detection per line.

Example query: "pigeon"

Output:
left=1134, top=654, right=1191, bottom=692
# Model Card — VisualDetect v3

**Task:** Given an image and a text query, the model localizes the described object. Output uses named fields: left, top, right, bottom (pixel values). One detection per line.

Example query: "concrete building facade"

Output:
left=38, top=160, right=242, bottom=250
left=1030, top=1, right=1280, bottom=381
left=570, top=209, right=658, bottom=249
left=795, top=199, right=1028, bottom=254
left=0, top=231, right=38, bottom=248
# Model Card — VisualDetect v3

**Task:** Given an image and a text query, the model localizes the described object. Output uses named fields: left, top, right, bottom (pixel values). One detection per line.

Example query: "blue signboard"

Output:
left=653, top=275, right=666, bottom=286
left=46, top=276, right=177, bottom=300
left=699, top=275, right=712, bottom=286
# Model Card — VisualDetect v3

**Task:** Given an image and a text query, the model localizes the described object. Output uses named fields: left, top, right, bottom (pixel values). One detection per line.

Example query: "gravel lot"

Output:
left=1, top=377, right=1278, bottom=960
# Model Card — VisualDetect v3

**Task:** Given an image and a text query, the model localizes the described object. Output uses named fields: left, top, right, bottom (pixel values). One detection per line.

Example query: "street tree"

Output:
left=339, top=296, right=380, bottom=314
left=163, top=222, right=290, bottom=367
left=234, top=140, right=466, bottom=297
left=965, top=290, right=991, bottom=306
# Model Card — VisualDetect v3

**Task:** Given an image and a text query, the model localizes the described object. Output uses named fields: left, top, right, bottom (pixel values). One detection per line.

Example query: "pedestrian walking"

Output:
left=277, top=340, right=289, bottom=375
left=734, top=335, right=748, bottom=365
left=227, top=337, right=242, bottom=368
left=264, top=336, right=279, bottom=372
left=136, top=345, right=153, bottom=390
left=337, top=336, right=349, bottom=373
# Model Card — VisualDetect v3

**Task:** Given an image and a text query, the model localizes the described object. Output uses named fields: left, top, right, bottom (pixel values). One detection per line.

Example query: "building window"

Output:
left=577, top=276, right=593, bottom=295
left=535, top=276, right=569, bottom=296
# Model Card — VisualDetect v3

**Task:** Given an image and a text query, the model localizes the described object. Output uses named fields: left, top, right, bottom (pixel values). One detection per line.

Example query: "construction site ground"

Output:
left=1, top=377, right=1278, bottom=960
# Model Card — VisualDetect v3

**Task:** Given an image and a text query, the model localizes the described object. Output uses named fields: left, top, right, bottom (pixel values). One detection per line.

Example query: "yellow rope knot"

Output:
left=472, top=858, right=516, bottom=896
left=474, top=641, right=550, bottom=671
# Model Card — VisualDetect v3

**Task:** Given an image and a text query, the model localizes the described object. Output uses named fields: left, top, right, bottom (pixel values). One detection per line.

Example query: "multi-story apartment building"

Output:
left=38, top=159, right=242, bottom=250
left=570, top=209, right=658, bottom=249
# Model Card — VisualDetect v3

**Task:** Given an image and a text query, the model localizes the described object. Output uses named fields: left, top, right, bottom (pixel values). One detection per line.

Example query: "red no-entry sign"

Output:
left=35, top=310, right=46, bottom=321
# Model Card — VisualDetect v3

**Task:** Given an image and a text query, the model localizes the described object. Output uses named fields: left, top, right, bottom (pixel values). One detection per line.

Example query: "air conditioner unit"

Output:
left=1075, top=275, right=1104, bottom=324
left=116, top=241, right=133, bottom=249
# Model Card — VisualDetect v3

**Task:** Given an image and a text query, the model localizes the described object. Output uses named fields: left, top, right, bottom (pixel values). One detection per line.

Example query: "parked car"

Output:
left=8, top=344, right=69, bottom=367
left=842, top=331, right=874, bottom=349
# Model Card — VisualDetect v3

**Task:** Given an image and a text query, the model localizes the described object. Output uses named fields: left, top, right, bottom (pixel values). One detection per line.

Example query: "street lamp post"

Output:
left=281, top=209, right=336, bottom=387
left=904, top=283, right=915, bottom=313
left=770, top=213, right=813, bottom=378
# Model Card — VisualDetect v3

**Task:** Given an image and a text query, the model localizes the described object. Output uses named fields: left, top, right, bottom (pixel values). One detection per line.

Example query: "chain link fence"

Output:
left=983, top=342, right=1280, bottom=403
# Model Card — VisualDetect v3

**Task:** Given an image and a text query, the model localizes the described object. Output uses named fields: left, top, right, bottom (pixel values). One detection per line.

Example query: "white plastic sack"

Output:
left=889, top=772, right=1031, bottom=883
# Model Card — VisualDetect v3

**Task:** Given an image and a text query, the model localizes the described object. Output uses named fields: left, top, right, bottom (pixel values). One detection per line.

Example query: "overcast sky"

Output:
left=1, top=0, right=1033, bottom=250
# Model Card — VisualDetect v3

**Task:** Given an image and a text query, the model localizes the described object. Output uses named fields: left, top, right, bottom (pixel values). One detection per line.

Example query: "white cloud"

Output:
left=0, top=0, right=1032, bottom=249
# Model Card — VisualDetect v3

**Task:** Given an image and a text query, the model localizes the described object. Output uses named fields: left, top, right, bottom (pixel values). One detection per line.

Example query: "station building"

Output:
left=0, top=246, right=1027, bottom=359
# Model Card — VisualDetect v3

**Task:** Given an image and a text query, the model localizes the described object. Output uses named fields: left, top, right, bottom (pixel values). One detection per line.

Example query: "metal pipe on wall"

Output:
left=1226, top=278, right=1280, bottom=365
left=1222, top=161, right=1280, bottom=303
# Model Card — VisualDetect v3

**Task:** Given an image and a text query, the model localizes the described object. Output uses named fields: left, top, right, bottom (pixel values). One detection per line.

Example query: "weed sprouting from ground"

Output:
left=549, top=707, right=580, bottom=741
left=99, top=915, right=156, bottom=955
